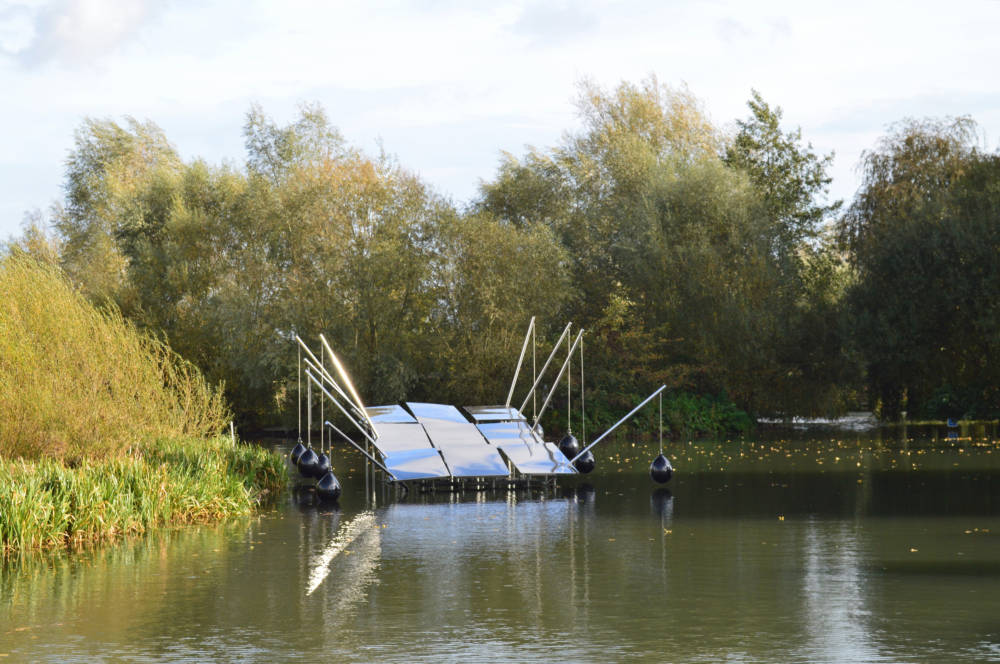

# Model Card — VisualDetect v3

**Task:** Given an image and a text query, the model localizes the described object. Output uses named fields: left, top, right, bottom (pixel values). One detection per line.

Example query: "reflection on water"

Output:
left=3, top=432, right=1000, bottom=662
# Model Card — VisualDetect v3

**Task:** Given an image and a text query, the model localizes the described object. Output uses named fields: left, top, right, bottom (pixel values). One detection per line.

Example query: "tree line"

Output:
left=6, top=77, right=1000, bottom=432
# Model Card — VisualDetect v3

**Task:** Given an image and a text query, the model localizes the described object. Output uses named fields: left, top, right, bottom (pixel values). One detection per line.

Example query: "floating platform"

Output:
left=359, top=402, right=575, bottom=482
left=295, top=320, right=667, bottom=489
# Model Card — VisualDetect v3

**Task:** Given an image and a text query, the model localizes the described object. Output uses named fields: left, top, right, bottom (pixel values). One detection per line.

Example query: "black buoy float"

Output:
left=316, top=471, right=342, bottom=501
left=297, top=448, right=319, bottom=478
left=574, top=449, right=595, bottom=474
left=314, top=453, right=331, bottom=479
left=650, top=453, right=673, bottom=484
left=290, top=442, right=306, bottom=465
left=558, top=433, right=580, bottom=461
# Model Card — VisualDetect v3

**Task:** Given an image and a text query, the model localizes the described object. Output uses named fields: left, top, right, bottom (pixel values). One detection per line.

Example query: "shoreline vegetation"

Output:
left=0, top=256, right=287, bottom=555
left=0, top=436, right=285, bottom=555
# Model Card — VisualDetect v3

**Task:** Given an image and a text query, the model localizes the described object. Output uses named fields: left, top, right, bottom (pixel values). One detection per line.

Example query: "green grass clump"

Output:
left=0, top=255, right=229, bottom=461
left=0, top=435, right=286, bottom=554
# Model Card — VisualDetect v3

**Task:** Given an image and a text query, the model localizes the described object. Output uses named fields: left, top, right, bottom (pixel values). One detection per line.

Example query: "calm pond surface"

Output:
left=3, top=424, right=1000, bottom=662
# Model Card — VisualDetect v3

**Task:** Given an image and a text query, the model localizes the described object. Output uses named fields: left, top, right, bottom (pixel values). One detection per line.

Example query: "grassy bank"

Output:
left=1, top=435, right=285, bottom=554
left=0, top=256, right=287, bottom=555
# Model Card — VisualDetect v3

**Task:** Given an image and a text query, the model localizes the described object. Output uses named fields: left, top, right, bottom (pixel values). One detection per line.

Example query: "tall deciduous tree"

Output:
left=725, top=90, right=840, bottom=258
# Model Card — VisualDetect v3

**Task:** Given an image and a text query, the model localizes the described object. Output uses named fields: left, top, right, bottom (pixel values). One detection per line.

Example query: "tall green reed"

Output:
left=0, top=436, right=286, bottom=554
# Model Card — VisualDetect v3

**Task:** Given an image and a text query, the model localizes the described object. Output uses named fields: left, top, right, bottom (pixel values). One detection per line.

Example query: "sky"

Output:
left=2, top=0, right=999, bottom=240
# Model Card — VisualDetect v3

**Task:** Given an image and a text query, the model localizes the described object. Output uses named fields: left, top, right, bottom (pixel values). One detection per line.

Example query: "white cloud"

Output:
left=8, top=0, right=167, bottom=66
left=2, top=0, right=1000, bottom=237
left=0, top=3, right=37, bottom=54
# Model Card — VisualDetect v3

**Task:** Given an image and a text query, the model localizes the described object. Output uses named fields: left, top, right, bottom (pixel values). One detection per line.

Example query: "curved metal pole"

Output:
left=580, top=334, right=586, bottom=446
left=506, top=316, right=535, bottom=408
left=568, top=385, right=667, bottom=465
left=303, top=355, right=356, bottom=418
left=295, top=335, right=353, bottom=408
left=519, top=322, right=572, bottom=414
left=533, top=329, right=583, bottom=432
left=319, top=334, right=375, bottom=433
left=305, top=368, right=377, bottom=446
left=303, top=353, right=375, bottom=441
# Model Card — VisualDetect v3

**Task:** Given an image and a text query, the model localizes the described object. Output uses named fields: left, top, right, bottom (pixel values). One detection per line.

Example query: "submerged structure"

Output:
left=290, top=318, right=668, bottom=490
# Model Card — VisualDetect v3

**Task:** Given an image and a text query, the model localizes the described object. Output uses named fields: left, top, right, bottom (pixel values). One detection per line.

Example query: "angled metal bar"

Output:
left=506, top=316, right=535, bottom=409
left=296, top=342, right=378, bottom=436
left=319, top=334, right=375, bottom=433
left=305, top=368, right=377, bottom=446
left=532, top=329, right=584, bottom=431
left=325, top=421, right=398, bottom=481
left=519, top=322, right=572, bottom=414
left=568, top=384, right=667, bottom=465
left=302, top=355, right=361, bottom=428
left=295, top=335, right=353, bottom=407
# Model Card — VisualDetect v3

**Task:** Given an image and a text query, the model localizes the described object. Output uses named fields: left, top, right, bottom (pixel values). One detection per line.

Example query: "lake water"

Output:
left=3, top=425, right=1000, bottom=662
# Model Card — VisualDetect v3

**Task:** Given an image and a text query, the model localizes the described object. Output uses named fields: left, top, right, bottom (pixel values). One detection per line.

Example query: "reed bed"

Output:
left=0, top=256, right=287, bottom=555
left=0, top=255, right=229, bottom=462
left=0, top=435, right=286, bottom=554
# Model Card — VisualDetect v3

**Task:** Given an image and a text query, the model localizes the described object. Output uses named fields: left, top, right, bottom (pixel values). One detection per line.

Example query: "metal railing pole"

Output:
left=295, top=335, right=353, bottom=409
left=532, top=329, right=584, bottom=432
left=506, top=316, right=535, bottom=409
left=304, top=369, right=377, bottom=445
left=319, top=334, right=375, bottom=433
left=519, top=322, right=572, bottom=414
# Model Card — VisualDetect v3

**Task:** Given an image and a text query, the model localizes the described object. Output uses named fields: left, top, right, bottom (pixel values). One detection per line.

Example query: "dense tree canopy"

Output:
left=840, top=118, right=1000, bottom=418
left=479, top=78, right=848, bottom=416
left=33, top=105, right=569, bottom=425
left=9, top=78, right=997, bottom=432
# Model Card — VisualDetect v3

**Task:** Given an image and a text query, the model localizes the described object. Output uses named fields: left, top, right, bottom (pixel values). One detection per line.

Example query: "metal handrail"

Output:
left=319, top=334, right=376, bottom=434
left=302, top=354, right=365, bottom=436
left=295, top=335, right=355, bottom=413
left=506, top=316, right=535, bottom=408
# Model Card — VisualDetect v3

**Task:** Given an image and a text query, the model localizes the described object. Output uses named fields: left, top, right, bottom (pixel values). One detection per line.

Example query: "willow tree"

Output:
left=841, top=117, right=1000, bottom=419
left=55, top=117, right=182, bottom=304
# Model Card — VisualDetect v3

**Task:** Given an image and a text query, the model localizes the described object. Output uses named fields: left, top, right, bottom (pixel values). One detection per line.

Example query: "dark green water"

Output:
left=3, top=427, right=1000, bottom=662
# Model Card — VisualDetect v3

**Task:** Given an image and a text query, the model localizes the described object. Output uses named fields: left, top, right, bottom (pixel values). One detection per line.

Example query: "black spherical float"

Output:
left=290, top=442, right=306, bottom=465
left=297, top=448, right=319, bottom=478
left=573, top=449, right=596, bottom=474
left=558, top=433, right=580, bottom=461
left=650, top=454, right=673, bottom=484
left=314, top=453, right=332, bottom=479
left=316, top=471, right=342, bottom=502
